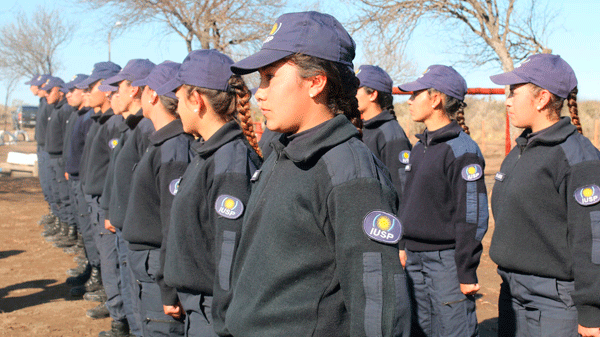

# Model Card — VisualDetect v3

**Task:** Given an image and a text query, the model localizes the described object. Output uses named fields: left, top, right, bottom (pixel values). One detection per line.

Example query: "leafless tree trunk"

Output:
left=0, top=6, right=76, bottom=78
left=351, top=0, right=555, bottom=73
left=80, top=0, right=286, bottom=55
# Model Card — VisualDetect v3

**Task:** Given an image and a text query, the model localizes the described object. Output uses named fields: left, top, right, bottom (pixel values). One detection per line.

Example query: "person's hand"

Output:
left=399, top=250, right=407, bottom=268
left=460, top=283, right=480, bottom=295
left=579, top=325, right=600, bottom=337
left=64, top=172, right=69, bottom=181
left=104, top=219, right=116, bottom=233
left=164, top=303, right=185, bottom=320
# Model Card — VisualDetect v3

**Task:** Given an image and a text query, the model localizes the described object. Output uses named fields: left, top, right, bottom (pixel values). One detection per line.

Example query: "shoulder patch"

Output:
left=108, top=138, right=119, bottom=149
left=215, top=195, right=244, bottom=219
left=462, top=164, right=483, bottom=181
left=363, top=211, right=402, bottom=244
left=574, top=185, right=600, bottom=206
left=169, top=178, right=181, bottom=195
left=399, top=150, right=410, bottom=165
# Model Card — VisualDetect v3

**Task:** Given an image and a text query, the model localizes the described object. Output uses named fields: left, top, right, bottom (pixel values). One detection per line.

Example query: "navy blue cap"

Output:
left=356, top=65, right=393, bottom=94
left=25, top=74, right=40, bottom=85
left=64, top=74, right=90, bottom=90
left=98, top=83, right=118, bottom=92
left=76, top=62, right=122, bottom=89
left=231, top=11, right=355, bottom=75
left=103, top=59, right=156, bottom=87
left=490, top=54, right=577, bottom=99
left=40, top=76, right=65, bottom=91
left=157, top=49, right=233, bottom=95
left=132, top=61, right=180, bottom=99
left=30, top=74, right=50, bottom=87
left=399, top=65, right=467, bottom=101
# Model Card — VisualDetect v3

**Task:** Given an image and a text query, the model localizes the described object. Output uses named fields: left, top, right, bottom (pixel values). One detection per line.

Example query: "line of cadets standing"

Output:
left=26, top=9, right=599, bottom=337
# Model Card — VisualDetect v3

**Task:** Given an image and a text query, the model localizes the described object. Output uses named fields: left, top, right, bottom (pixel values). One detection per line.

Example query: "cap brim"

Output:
left=489, top=72, right=528, bottom=86
left=76, top=76, right=100, bottom=89
left=130, top=78, right=149, bottom=87
left=155, top=77, right=184, bottom=97
left=103, top=74, right=126, bottom=86
left=98, top=84, right=118, bottom=92
left=231, top=49, right=294, bottom=75
left=398, top=80, right=429, bottom=93
left=160, top=92, right=178, bottom=100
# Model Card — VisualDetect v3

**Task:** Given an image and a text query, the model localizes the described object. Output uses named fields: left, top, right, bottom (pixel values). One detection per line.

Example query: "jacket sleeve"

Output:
left=447, top=152, right=488, bottom=284
left=327, top=178, right=410, bottom=337
left=567, top=160, right=600, bottom=328
left=379, top=136, right=412, bottom=206
left=157, top=155, right=190, bottom=306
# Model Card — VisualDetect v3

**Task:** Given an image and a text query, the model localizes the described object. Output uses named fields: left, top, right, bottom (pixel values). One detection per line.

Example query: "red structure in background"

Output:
left=392, top=87, right=510, bottom=155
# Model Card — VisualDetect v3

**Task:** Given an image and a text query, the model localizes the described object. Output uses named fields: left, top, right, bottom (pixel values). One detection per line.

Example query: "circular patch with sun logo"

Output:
left=363, top=211, right=402, bottom=244
left=215, top=195, right=244, bottom=219
left=108, top=138, right=119, bottom=149
left=461, top=164, right=482, bottom=181
left=399, top=150, right=411, bottom=165
left=169, top=178, right=181, bottom=196
left=574, top=184, right=600, bottom=206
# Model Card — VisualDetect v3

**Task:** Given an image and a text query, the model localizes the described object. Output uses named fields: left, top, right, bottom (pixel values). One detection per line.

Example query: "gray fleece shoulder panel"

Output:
left=446, top=132, right=483, bottom=159
left=214, top=140, right=250, bottom=175
left=379, top=121, right=406, bottom=143
left=560, top=133, right=600, bottom=166
left=322, top=138, right=380, bottom=187
left=161, top=136, right=190, bottom=163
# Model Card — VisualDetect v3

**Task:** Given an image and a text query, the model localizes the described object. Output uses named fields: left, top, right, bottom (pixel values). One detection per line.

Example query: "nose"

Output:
left=254, top=87, right=266, bottom=102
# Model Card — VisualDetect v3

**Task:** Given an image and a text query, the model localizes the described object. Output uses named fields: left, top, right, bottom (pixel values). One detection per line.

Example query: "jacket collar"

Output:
left=516, top=117, right=576, bottom=149
left=124, top=108, right=145, bottom=130
left=363, top=110, right=395, bottom=129
left=98, top=109, right=114, bottom=124
left=273, top=114, right=359, bottom=164
left=415, top=120, right=462, bottom=146
left=149, top=119, right=186, bottom=146
left=193, top=120, right=244, bottom=158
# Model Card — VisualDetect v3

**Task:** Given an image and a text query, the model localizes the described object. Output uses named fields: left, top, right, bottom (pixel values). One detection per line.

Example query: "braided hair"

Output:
left=184, top=75, right=263, bottom=157
left=289, top=54, right=363, bottom=136
left=427, top=88, right=470, bottom=134
left=530, top=84, right=582, bottom=134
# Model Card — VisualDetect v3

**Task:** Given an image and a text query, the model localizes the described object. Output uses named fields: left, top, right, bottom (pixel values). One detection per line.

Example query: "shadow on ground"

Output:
left=0, top=279, right=77, bottom=313
left=0, top=250, right=25, bottom=259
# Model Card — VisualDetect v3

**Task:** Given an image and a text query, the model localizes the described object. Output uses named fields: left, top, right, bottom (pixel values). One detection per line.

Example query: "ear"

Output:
left=307, top=73, right=328, bottom=98
left=187, top=89, right=206, bottom=115
left=429, top=91, right=444, bottom=109
left=368, top=90, right=379, bottom=102
left=149, top=89, right=159, bottom=105
left=131, top=86, right=141, bottom=99
left=536, top=89, right=553, bottom=111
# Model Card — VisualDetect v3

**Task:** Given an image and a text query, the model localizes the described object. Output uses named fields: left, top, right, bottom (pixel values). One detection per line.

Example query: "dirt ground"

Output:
left=0, top=131, right=503, bottom=337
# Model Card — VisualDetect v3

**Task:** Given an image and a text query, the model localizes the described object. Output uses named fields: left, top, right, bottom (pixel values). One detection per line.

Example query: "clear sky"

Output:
left=2, top=0, right=599, bottom=106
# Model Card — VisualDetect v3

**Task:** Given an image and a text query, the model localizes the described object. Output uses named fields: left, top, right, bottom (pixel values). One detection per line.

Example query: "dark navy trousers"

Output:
left=37, top=147, right=53, bottom=212
left=177, top=292, right=217, bottom=337
left=115, top=228, right=142, bottom=336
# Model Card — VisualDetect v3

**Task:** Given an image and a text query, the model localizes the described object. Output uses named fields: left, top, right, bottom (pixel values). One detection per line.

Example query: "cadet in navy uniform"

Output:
left=99, top=59, right=156, bottom=337
left=356, top=65, right=412, bottom=203
left=223, top=11, right=410, bottom=336
left=489, top=54, right=600, bottom=337
left=121, top=60, right=190, bottom=337
left=161, top=50, right=263, bottom=337
left=398, top=65, right=487, bottom=337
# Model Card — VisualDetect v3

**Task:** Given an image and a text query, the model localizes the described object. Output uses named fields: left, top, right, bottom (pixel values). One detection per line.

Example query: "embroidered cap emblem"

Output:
left=462, top=164, right=482, bottom=181
left=108, top=138, right=119, bottom=149
left=399, top=150, right=410, bottom=165
left=215, top=195, right=244, bottom=219
left=264, top=22, right=282, bottom=43
left=169, top=178, right=181, bottom=195
left=574, top=184, right=600, bottom=206
left=363, top=211, right=402, bottom=244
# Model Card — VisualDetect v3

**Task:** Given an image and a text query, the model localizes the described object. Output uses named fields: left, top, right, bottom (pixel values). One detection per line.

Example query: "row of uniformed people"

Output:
left=27, top=9, right=600, bottom=337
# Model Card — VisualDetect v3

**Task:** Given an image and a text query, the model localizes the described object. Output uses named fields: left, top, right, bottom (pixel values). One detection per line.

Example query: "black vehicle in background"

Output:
left=17, top=105, right=38, bottom=128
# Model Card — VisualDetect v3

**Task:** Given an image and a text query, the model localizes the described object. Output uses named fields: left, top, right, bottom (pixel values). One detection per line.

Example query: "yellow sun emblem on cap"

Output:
left=224, top=198, right=236, bottom=210
left=467, top=166, right=477, bottom=175
left=583, top=188, right=594, bottom=198
left=269, top=23, right=280, bottom=35
left=376, top=216, right=392, bottom=231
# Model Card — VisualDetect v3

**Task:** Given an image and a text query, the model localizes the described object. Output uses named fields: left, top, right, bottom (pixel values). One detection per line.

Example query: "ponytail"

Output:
left=567, top=87, right=582, bottom=134
left=427, top=88, right=470, bottom=134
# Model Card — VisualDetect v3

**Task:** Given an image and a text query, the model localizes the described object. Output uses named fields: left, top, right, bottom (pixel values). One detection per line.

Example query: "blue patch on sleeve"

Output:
left=399, top=150, right=410, bottom=165
left=169, top=178, right=181, bottom=195
left=574, top=185, right=600, bottom=206
left=462, top=164, right=483, bottom=181
left=215, top=195, right=244, bottom=219
left=476, top=193, right=488, bottom=241
left=363, top=211, right=402, bottom=244
left=108, top=138, right=119, bottom=149
left=466, top=182, right=477, bottom=224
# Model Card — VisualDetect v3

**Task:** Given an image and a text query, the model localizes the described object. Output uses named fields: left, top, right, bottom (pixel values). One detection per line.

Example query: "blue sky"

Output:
left=2, top=0, right=599, bottom=106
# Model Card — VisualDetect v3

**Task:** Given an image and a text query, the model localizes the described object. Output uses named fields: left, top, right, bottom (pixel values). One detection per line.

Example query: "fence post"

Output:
left=594, top=119, right=600, bottom=148
left=480, top=120, right=486, bottom=153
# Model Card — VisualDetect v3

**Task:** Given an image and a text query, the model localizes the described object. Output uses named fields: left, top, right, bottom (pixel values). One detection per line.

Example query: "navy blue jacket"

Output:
left=490, top=117, right=600, bottom=327
left=83, top=111, right=122, bottom=196
left=66, top=108, right=93, bottom=178
left=45, top=98, right=75, bottom=156
left=399, top=121, right=488, bottom=284
left=35, top=97, right=53, bottom=148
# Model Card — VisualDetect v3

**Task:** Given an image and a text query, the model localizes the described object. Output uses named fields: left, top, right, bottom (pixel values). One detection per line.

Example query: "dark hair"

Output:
left=530, top=84, right=582, bottom=134
left=288, top=54, right=363, bottom=135
left=362, top=87, right=396, bottom=120
left=124, top=80, right=144, bottom=100
left=159, top=95, right=179, bottom=118
left=185, top=75, right=262, bottom=157
left=427, top=88, right=469, bottom=134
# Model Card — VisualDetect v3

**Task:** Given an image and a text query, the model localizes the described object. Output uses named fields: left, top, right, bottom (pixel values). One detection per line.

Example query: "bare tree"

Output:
left=0, top=6, right=76, bottom=78
left=352, top=0, right=556, bottom=73
left=80, top=0, right=286, bottom=54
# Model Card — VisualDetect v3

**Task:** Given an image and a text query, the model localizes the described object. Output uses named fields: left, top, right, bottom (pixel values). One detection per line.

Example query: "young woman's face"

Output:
left=141, top=86, right=154, bottom=119
left=88, top=81, right=108, bottom=109
left=175, top=86, right=200, bottom=136
left=407, top=89, right=435, bottom=123
left=67, top=88, right=84, bottom=108
left=506, top=84, right=538, bottom=129
left=356, top=87, right=371, bottom=116
left=255, top=60, right=313, bottom=134
left=115, top=80, right=134, bottom=114
left=46, top=87, right=62, bottom=104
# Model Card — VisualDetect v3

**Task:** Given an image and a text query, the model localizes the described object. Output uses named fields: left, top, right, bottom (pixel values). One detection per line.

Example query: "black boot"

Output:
left=70, top=266, right=101, bottom=296
left=66, top=263, right=91, bottom=285
left=98, top=319, right=129, bottom=337
left=63, top=245, right=84, bottom=255
left=73, top=253, right=87, bottom=265
left=84, top=288, right=107, bottom=302
left=38, top=213, right=57, bottom=226
left=86, top=302, right=110, bottom=319
left=66, top=259, right=88, bottom=276
left=41, top=218, right=61, bottom=237
left=46, top=221, right=69, bottom=242
left=53, top=226, right=78, bottom=248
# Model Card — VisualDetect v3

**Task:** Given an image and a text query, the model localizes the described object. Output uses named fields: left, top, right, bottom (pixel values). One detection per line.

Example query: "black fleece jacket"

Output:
left=490, top=117, right=600, bottom=327
left=83, top=111, right=122, bottom=196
